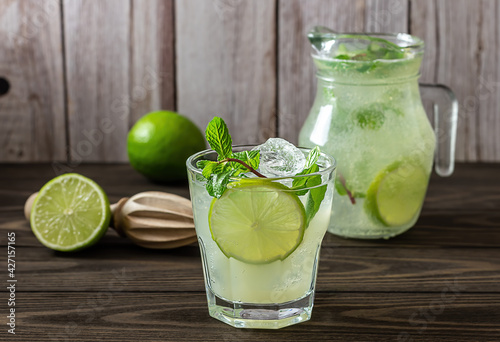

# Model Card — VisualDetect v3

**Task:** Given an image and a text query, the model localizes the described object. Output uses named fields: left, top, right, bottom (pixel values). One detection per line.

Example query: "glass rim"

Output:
left=309, top=30, right=424, bottom=63
left=309, top=31, right=424, bottom=49
left=338, top=33, right=422, bottom=48
left=186, top=144, right=337, bottom=181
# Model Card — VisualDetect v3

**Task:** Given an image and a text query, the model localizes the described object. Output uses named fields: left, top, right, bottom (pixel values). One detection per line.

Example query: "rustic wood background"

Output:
left=0, top=0, right=498, bottom=163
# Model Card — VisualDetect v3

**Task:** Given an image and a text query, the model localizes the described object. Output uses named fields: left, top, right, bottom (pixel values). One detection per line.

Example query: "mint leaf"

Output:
left=291, top=147, right=321, bottom=196
left=201, top=161, right=219, bottom=179
left=205, top=117, right=232, bottom=160
left=336, top=172, right=358, bottom=205
left=289, top=146, right=327, bottom=223
left=305, top=175, right=327, bottom=225
left=196, top=160, right=211, bottom=169
left=232, top=150, right=259, bottom=166
left=231, top=150, right=260, bottom=172
left=248, top=152, right=260, bottom=169
left=335, top=177, right=347, bottom=196
left=304, top=146, right=320, bottom=169
left=292, top=164, right=319, bottom=196
left=355, top=105, right=385, bottom=130
left=293, top=186, right=308, bottom=197
left=206, top=169, right=236, bottom=198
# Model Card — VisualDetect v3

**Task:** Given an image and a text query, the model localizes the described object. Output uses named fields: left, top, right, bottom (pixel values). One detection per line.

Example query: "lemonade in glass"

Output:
left=186, top=118, right=336, bottom=329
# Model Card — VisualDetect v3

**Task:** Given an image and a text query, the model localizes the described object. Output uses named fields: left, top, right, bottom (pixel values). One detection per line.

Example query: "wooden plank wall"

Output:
left=63, top=0, right=175, bottom=162
left=0, top=0, right=66, bottom=162
left=176, top=0, right=276, bottom=144
left=0, top=0, right=498, bottom=163
left=412, top=0, right=500, bottom=162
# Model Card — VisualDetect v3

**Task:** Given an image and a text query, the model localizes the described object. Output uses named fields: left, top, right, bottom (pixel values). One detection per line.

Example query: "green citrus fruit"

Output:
left=127, top=111, right=206, bottom=182
left=364, top=161, right=429, bottom=227
left=30, top=173, right=111, bottom=252
left=208, top=179, right=306, bottom=264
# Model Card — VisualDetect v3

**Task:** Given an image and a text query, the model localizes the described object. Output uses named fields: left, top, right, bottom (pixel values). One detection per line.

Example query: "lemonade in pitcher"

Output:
left=299, top=27, right=457, bottom=239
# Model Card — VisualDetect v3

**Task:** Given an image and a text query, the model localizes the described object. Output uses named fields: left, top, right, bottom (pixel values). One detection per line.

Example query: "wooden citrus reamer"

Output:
left=24, top=191, right=197, bottom=249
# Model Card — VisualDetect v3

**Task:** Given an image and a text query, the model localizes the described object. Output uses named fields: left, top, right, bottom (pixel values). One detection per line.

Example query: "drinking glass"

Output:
left=186, top=145, right=336, bottom=329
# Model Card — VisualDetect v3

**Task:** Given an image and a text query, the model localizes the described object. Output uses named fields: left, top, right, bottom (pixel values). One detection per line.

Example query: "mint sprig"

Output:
left=206, top=168, right=237, bottom=198
left=199, top=117, right=329, bottom=224
left=305, top=170, right=327, bottom=226
left=335, top=172, right=358, bottom=205
left=291, top=146, right=327, bottom=224
left=199, top=117, right=264, bottom=198
left=291, top=146, right=321, bottom=195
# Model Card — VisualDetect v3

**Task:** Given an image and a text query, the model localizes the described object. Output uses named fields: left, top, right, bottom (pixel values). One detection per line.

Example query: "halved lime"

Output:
left=365, top=162, right=428, bottom=227
left=30, top=173, right=111, bottom=252
left=208, top=180, right=306, bottom=264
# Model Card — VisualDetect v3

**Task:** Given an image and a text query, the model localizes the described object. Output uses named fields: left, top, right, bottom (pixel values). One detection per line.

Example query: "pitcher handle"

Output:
left=419, top=84, right=458, bottom=177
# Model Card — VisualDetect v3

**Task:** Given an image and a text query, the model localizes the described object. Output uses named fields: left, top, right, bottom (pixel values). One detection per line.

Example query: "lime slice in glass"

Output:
left=365, top=162, right=428, bottom=227
left=208, top=180, right=306, bottom=264
left=30, top=173, right=111, bottom=252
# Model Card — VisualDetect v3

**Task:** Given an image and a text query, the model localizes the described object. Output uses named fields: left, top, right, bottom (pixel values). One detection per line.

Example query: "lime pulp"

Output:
left=208, top=180, right=306, bottom=264
left=365, top=162, right=428, bottom=227
left=30, top=173, right=111, bottom=251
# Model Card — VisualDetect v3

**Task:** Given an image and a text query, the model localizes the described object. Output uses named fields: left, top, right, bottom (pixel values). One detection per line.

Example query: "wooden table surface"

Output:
left=1, top=163, right=499, bottom=341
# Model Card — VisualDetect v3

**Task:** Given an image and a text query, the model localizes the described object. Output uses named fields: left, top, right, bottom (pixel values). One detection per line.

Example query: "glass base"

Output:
left=328, top=218, right=417, bottom=239
left=206, top=287, right=314, bottom=329
left=328, top=225, right=412, bottom=239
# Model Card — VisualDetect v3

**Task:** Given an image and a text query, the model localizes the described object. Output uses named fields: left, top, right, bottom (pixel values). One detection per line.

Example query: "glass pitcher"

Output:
left=299, top=27, right=458, bottom=239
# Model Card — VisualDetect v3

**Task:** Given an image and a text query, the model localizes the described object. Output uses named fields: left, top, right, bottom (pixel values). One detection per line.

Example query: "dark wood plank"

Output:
left=317, top=247, right=500, bottom=293
left=1, top=163, right=500, bottom=248
left=13, top=292, right=500, bottom=341
left=423, top=163, right=500, bottom=211
left=0, top=210, right=134, bottom=248
left=0, top=163, right=191, bottom=209
left=323, top=209, right=500, bottom=248
left=2, top=245, right=498, bottom=293
left=1, top=163, right=498, bottom=340
left=0, top=0, right=66, bottom=162
left=1, top=163, right=499, bottom=210
left=4, top=208, right=500, bottom=249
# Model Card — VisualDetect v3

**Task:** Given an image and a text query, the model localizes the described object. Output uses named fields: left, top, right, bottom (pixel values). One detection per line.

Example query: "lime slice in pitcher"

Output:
left=208, top=180, right=306, bottom=264
left=30, top=173, right=111, bottom=251
left=365, top=162, right=428, bottom=227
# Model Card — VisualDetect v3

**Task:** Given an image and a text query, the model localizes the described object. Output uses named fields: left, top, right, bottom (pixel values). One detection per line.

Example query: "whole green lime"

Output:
left=127, top=111, right=206, bottom=182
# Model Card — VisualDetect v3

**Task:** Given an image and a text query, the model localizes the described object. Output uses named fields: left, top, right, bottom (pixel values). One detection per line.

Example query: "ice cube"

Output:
left=253, top=138, right=306, bottom=177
